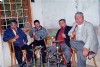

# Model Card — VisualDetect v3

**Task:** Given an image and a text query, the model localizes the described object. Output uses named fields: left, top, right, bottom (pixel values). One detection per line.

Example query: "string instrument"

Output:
left=71, top=24, right=78, bottom=39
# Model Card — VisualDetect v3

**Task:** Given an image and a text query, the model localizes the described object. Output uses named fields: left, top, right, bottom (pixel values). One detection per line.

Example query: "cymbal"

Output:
left=35, top=46, right=43, bottom=50
left=52, top=40, right=63, bottom=43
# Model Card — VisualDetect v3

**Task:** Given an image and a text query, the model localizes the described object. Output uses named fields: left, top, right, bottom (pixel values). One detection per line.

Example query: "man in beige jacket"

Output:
left=68, top=12, right=98, bottom=67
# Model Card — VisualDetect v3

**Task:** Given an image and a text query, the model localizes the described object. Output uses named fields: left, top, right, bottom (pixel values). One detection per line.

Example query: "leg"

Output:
left=14, top=46, right=23, bottom=65
left=61, top=44, right=71, bottom=63
left=70, top=40, right=85, bottom=51
left=48, top=46, right=56, bottom=61
left=77, top=51, right=86, bottom=67
left=70, top=40, right=86, bottom=67
left=21, top=45, right=33, bottom=62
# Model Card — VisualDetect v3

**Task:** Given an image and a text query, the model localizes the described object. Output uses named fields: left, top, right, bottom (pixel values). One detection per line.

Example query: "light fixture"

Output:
left=0, top=0, right=3, bottom=2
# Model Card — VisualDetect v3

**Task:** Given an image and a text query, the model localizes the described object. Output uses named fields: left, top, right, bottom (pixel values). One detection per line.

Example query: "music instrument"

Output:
left=34, top=46, right=43, bottom=59
left=44, top=36, right=55, bottom=47
left=71, top=24, right=78, bottom=39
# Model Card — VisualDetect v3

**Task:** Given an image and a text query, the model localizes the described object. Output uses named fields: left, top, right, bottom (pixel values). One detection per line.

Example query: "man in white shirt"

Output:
left=68, top=12, right=98, bottom=67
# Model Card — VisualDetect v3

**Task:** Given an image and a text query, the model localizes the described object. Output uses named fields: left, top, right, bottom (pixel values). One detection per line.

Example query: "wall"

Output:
left=0, top=35, right=4, bottom=67
left=31, top=0, right=100, bottom=29
left=0, top=0, right=100, bottom=66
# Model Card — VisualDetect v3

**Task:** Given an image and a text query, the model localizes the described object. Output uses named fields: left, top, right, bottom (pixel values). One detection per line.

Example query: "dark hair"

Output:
left=9, top=19, right=17, bottom=24
left=59, top=19, right=66, bottom=23
left=34, top=20, right=40, bottom=24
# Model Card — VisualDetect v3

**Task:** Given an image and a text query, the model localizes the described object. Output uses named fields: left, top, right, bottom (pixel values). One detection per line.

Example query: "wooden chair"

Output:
left=44, top=36, right=55, bottom=48
left=7, top=39, right=17, bottom=66
left=70, top=37, right=97, bottom=67
left=71, top=48, right=97, bottom=67
left=7, top=39, right=27, bottom=66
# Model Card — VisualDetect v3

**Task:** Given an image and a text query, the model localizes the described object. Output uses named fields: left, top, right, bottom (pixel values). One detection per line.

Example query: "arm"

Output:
left=3, top=29, right=15, bottom=42
left=68, top=23, right=76, bottom=37
left=29, top=27, right=35, bottom=37
left=41, top=28, right=48, bottom=39
left=20, top=28, right=28, bottom=43
left=83, top=24, right=95, bottom=50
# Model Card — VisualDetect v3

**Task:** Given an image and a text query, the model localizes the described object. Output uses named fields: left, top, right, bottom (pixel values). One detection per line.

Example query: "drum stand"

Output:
left=51, top=40, right=63, bottom=67
left=32, top=46, right=43, bottom=67
left=45, top=49, right=51, bottom=67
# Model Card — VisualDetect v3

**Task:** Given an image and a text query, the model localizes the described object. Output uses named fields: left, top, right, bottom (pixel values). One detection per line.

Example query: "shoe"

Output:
left=19, top=61, right=27, bottom=67
left=67, top=61, right=71, bottom=67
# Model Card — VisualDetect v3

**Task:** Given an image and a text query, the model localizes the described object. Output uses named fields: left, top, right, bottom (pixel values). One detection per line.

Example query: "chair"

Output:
left=7, top=39, right=16, bottom=66
left=70, top=37, right=97, bottom=67
left=7, top=39, right=27, bottom=66
left=44, top=36, right=55, bottom=48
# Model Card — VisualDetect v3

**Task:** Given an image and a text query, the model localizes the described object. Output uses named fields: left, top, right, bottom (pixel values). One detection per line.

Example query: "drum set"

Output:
left=31, top=36, right=66, bottom=67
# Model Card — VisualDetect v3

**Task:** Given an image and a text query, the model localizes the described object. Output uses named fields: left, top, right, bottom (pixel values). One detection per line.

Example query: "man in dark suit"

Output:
left=49, top=19, right=72, bottom=67
left=3, top=19, right=33, bottom=66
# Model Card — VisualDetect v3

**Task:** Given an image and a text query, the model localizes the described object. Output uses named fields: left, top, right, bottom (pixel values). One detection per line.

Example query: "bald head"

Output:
left=75, top=12, right=84, bottom=25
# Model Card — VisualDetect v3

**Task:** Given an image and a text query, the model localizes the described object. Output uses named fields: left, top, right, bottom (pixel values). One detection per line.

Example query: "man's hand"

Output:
left=14, top=35, right=19, bottom=39
left=72, top=31, right=76, bottom=39
left=33, top=32, right=36, bottom=36
left=83, top=48, right=89, bottom=57
left=52, top=43, right=56, bottom=46
left=72, top=31, right=76, bottom=36
left=24, top=42, right=27, bottom=44
left=62, top=33, right=66, bottom=38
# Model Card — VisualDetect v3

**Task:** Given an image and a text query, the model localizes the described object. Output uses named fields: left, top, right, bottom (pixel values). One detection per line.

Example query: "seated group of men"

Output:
left=3, top=12, right=98, bottom=67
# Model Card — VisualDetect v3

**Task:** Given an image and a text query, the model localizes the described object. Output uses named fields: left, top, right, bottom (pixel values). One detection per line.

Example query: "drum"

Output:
left=34, top=46, right=43, bottom=59
left=44, top=36, right=55, bottom=48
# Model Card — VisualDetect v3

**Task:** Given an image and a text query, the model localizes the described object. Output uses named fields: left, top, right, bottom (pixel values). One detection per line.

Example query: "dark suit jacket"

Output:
left=56, top=26, right=72, bottom=47
left=3, top=27, right=28, bottom=47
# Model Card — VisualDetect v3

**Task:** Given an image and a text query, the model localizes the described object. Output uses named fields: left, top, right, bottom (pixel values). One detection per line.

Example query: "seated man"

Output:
left=3, top=19, right=33, bottom=66
left=68, top=12, right=98, bottom=67
left=49, top=19, right=72, bottom=67
left=29, top=20, right=48, bottom=63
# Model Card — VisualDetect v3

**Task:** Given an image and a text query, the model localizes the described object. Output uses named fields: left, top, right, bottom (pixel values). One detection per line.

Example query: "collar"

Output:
left=35, top=26, right=42, bottom=31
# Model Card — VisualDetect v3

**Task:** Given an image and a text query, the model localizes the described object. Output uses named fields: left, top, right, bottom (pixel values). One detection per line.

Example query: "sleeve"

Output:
left=83, top=24, right=95, bottom=50
left=3, top=29, right=14, bottom=42
left=20, top=28, right=28, bottom=43
left=29, top=28, right=35, bottom=37
left=68, top=23, right=76, bottom=37
left=41, top=28, right=48, bottom=39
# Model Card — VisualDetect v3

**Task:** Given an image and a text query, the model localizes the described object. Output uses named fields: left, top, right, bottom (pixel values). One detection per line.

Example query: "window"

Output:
left=0, top=0, right=32, bottom=32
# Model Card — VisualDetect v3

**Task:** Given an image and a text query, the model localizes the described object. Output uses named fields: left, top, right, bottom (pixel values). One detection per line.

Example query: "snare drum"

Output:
left=44, top=36, right=55, bottom=47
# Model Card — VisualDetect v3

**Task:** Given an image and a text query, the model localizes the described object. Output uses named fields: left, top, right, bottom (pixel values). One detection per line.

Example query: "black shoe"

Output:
left=19, top=61, right=26, bottom=67
left=67, top=61, right=71, bottom=67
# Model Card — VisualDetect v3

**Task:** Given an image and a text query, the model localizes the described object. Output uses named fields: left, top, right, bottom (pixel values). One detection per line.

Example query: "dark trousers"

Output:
left=14, top=45, right=33, bottom=64
left=30, top=40, right=46, bottom=63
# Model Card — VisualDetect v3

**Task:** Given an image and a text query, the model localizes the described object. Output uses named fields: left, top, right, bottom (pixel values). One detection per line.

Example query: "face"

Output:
left=10, top=22, right=17, bottom=29
left=59, top=21, right=66, bottom=28
left=75, top=15, right=84, bottom=25
left=34, top=22, right=41, bottom=29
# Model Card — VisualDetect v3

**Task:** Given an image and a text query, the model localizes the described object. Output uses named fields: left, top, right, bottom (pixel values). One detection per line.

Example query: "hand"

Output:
left=14, top=35, right=19, bottom=39
left=83, top=48, right=89, bottom=57
left=33, top=32, right=36, bottom=36
left=37, top=38, right=40, bottom=41
left=72, top=31, right=76, bottom=36
left=62, top=33, right=66, bottom=38
left=24, top=42, right=27, bottom=44
left=72, top=31, right=76, bottom=39
left=52, top=43, right=56, bottom=46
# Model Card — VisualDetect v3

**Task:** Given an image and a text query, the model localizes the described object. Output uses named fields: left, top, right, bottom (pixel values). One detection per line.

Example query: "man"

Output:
left=49, top=19, right=72, bottom=67
left=3, top=19, right=33, bottom=66
left=68, top=12, right=98, bottom=67
left=29, top=20, right=48, bottom=63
